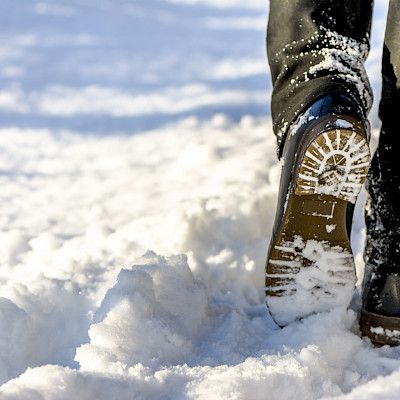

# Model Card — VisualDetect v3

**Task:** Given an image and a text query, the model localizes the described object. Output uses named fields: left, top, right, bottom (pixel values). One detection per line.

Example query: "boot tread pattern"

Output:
left=295, top=129, right=370, bottom=203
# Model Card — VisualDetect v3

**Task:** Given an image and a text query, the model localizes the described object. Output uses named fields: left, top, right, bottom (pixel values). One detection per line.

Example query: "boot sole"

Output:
left=360, top=309, right=400, bottom=346
left=266, top=127, right=370, bottom=326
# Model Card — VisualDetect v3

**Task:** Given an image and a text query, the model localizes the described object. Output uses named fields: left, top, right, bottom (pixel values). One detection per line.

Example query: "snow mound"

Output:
left=76, top=252, right=208, bottom=370
left=1, top=116, right=399, bottom=399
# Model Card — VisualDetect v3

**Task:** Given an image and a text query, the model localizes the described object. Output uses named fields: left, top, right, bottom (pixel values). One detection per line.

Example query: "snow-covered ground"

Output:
left=0, top=0, right=398, bottom=399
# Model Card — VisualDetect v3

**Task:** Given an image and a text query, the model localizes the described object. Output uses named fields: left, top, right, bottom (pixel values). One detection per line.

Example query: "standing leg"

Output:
left=267, top=0, right=373, bottom=156
left=361, top=0, right=400, bottom=346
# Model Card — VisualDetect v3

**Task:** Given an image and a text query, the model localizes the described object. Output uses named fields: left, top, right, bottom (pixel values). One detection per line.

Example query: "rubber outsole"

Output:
left=266, top=128, right=371, bottom=326
left=360, top=309, right=400, bottom=346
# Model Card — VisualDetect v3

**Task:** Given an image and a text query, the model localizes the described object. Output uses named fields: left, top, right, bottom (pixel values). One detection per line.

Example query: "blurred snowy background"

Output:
left=0, top=1, right=398, bottom=399
left=0, top=0, right=270, bottom=132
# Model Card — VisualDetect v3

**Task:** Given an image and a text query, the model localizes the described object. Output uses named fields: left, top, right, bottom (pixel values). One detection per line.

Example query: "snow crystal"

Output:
left=326, top=224, right=336, bottom=233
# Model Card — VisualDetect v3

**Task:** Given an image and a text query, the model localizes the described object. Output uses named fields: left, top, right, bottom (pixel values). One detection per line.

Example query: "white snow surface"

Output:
left=0, top=0, right=398, bottom=399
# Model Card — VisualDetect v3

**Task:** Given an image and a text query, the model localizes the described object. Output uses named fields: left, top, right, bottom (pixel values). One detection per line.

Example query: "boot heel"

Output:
left=295, top=129, right=370, bottom=203
left=360, top=309, right=400, bottom=346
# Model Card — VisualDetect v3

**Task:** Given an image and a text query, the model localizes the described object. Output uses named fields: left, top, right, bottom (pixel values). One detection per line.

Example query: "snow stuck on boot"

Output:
left=267, top=236, right=356, bottom=326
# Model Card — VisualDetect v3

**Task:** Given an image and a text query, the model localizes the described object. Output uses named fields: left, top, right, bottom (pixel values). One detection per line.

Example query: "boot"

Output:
left=360, top=133, right=400, bottom=346
left=266, top=94, right=371, bottom=326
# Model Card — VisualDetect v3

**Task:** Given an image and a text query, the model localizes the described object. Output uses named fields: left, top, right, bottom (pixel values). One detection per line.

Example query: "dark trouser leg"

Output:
left=363, top=0, right=400, bottom=315
left=267, top=0, right=374, bottom=156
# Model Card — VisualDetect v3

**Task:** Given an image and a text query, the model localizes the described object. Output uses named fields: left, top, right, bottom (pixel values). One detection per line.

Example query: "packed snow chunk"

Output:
left=0, top=230, right=30, bottom=265
left=76, top=252, right=208, bottom=372
left=0, top=298, right=29, bottom=384
left=0, top=280, right=91, bottom=385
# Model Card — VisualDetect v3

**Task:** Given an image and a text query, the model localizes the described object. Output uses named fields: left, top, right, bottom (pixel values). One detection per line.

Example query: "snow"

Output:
left=326, top=224, right=336, bottom=233
left=336, top=119, right=354, bottom=129
left=0, top=0, right=397, bottom=399
left=307, top=27, right=373, bottom=114
left=267, top=237, right=356, bottom=326
left=370, top=327, right=400, bottom=339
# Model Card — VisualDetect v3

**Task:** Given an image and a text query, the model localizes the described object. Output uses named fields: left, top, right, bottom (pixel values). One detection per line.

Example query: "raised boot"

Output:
left=266, top=94, right=371, bottom=326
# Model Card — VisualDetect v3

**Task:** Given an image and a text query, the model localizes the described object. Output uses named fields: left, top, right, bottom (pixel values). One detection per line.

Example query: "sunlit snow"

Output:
left=0, top=0, right=397, bottom=399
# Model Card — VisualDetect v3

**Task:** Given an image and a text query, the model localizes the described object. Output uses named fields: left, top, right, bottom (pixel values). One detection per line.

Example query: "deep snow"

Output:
left=0, top=0, right=398, bottom=399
